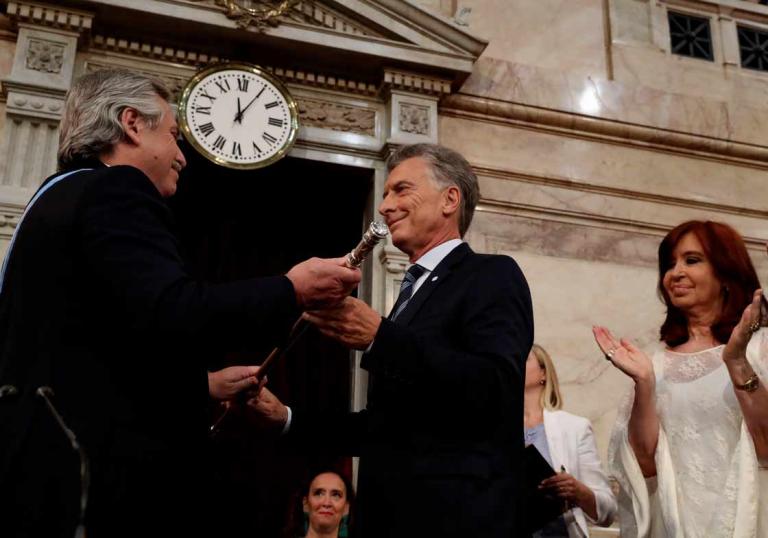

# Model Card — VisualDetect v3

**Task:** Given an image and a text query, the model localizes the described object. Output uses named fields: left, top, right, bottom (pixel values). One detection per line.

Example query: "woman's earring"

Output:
left=539, top=379, right=546, bottom=386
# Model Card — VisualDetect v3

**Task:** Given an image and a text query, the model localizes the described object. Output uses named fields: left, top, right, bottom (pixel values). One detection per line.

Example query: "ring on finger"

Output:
left=749, top=320, right=761, bottom=333
left=605, top=347, right=617, bottom=361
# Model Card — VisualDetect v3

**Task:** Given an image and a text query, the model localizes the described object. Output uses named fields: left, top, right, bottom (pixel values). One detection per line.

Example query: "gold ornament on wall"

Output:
left=190, top=0, right=300, bottom=29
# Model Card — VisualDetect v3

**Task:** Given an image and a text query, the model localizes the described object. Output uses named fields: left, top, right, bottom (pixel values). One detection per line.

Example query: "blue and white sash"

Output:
left=0, top=168, right=92, bottom=295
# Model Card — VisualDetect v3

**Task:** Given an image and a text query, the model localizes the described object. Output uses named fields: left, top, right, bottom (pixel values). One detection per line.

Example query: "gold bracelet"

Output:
left=734, top=373, right=760, bottom=393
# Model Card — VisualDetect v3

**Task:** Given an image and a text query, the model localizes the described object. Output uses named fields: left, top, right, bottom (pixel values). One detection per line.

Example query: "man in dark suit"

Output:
left=301, top=143, right=534, bottom=537
left=0, top=69, right=360, bottom=538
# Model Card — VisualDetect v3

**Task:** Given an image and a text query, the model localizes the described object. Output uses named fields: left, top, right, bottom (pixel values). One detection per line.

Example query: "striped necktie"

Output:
left=390, top=264, right=426, bottom=321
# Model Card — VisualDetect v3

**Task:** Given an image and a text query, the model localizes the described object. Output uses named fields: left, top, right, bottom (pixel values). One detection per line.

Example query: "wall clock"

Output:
left=178, top=62, right=299, bottom=169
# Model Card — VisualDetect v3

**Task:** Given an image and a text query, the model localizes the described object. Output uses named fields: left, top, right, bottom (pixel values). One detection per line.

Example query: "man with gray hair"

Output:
left=0, top=69, right=359, bottom=537
left=296, top=143, right=535, bottom=537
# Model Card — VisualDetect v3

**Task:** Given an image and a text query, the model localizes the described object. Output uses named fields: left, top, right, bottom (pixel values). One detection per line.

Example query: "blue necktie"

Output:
left=390, top=264, right=426, bottom=321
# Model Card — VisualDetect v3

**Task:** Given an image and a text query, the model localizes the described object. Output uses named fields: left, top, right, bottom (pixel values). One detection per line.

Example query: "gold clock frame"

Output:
left=177, top=62, right=299, bottom=170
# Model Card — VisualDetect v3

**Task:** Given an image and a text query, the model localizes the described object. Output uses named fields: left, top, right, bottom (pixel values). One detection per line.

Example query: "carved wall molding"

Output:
left=91, top=35, right=221, bottom=67
left=398, top=102, right=429, bottom=135
left=476, top=197, right=768, bottom=250
left=183, top=0, right=390, bottom=37
left=380, top=244, right=408, bottom=274
left=6, top=1, right=93, bottom=34
left=441, top=94, right=768, bottom=168
left=3, top=81, right=64, bottom=119
left=271, top=66, right=377, bottom=95
left=284, top=0, right=387, bottom=38
left=26, top=38, right=64, bottom=73
left=89, top=35, right=377, bottom=96
left=379, top=244, right=408, bottom=314
left=215, top=0, right=301, bottom=29
left=0, top=207, right=21, bottom=231
left=473, top=163, right=768, bottom=221
left=297, top=97, right=376, bottom=136
left=382, top=69, right=452, bottom=96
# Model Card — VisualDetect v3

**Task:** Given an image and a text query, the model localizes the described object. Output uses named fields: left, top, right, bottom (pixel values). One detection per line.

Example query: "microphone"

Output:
left=36, top=386, right=89, bottom=538
left=0, top=384, right=18, bottom=400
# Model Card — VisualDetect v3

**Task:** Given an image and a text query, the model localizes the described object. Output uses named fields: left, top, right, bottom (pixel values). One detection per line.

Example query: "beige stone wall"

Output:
left=440, top=0, right=768, bottom=483
left=458, top=0, right=609, bottom=78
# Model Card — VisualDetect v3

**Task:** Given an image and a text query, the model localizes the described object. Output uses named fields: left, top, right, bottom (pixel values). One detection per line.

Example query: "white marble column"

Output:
left=0, top=2, right=92, bottom=194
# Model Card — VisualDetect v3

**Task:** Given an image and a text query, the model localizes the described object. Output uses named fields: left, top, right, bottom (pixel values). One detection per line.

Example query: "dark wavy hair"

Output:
left=657, top=220, right=760, bottom=347
left=282, top=467, right=356, bottom=538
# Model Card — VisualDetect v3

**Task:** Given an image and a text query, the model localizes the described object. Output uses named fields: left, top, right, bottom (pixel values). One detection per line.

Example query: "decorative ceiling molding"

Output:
left=270, top=66, right=378, bottom=95
left=5, top=1, right=93, bottom=33
left=382, top=68, right=451, bottom=96
left=215, top=0, right=300, bottom=29
left=283, top=0, right=389, bottom=38
left=91, top=35, right=221, bottom=67
left=67, top=0, right=485, bottom=78
left=88, top=31, right=378, bottom=96
left=186, top=0, right=392, bottom=36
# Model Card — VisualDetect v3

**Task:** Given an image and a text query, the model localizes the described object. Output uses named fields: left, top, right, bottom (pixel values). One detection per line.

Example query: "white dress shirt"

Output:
left=408, top=238, right=463, bottom=297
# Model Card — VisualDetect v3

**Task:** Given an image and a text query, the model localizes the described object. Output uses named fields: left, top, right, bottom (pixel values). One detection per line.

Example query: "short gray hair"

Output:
left=387, top=143, right=479, bottom=237
left=58, top=69, right=171, bottom=168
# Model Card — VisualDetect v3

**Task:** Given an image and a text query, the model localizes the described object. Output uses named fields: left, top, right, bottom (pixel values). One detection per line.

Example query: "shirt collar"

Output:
left=413, top=238, right=463, bottom=272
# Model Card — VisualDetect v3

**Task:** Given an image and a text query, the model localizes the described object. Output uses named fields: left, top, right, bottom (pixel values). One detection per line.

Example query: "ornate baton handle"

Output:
left=210, top=221, right=389, bottom=435
left=346, top=221, right=389, bottom=268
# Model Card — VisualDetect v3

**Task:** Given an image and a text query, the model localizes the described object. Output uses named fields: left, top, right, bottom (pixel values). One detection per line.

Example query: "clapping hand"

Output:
left=723, top=289, right=764, bottom=363
left=592, top=326, right=655, bottom=384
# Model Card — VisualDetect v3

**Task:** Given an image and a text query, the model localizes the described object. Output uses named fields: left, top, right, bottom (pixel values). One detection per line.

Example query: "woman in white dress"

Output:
left=524, top=344, right=617, bottom=537
left=592, top=220, right=768, bottom=537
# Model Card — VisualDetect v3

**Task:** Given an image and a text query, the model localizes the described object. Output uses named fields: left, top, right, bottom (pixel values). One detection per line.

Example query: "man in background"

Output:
left=0, top=69, right=359, bottom=538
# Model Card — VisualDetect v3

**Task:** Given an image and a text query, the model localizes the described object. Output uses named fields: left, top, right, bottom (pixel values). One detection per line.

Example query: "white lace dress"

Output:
left=608, top=328, right=768, bottom=538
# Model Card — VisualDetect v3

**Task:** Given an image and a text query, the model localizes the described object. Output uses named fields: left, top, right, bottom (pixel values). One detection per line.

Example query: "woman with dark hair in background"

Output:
left=524, top=344, right=616, bottom=537
left=283, top=469, right=354, bottom=538
left=593, top=220, right=768, bottom=537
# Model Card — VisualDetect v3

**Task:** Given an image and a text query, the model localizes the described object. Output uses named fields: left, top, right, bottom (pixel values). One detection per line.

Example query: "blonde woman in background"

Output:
left=524, top=344, right=617, bottom=537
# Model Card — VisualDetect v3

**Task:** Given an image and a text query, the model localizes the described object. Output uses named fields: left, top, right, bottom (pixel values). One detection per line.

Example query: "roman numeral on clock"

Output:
left=237, top=77, right=249, bottom=92
left=232, top=141, right=242, bottom=157
left=199, top=91, right=216, bottom=103
left=268, top=117, right=284, bottom=128
left=199, top=122, right=215, bottom=137
left=264, top=101, right=280, bottom=109
left=252, top=141, right=262, bottom=154
left=195, top=106, right=211, bottom=115
left=215, top=79, right=231, bottom=93
left=213, top=135, right=226, bottom=151
left=262, top=132, right=277, bottom=145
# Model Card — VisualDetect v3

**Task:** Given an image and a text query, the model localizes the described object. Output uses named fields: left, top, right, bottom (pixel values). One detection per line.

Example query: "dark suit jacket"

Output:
left=297, top=242, right=533, bottom=537
left=0, top=160, right=300, bottom=538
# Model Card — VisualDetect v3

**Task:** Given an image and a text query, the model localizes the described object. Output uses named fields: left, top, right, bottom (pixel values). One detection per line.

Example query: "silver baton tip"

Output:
left=369, top=221, right=389, bottom=238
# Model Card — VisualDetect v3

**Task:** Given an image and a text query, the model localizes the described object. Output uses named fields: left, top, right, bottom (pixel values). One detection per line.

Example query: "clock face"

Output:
left=178, top=63, right=298, bottom=169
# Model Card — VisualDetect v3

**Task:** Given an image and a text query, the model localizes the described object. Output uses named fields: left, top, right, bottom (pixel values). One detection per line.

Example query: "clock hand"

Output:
left=237, top=95, right=259, bottom=121
left=235, top=97, right=243, bottom=123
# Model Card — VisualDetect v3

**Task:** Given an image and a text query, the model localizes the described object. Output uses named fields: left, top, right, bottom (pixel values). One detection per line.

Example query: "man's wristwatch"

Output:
left=734, top=373, right=760, bottom=393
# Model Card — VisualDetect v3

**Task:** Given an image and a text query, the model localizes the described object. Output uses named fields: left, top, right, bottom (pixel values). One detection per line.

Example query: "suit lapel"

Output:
left=543, top=410, right=563, bottom=471
left=394, top=242, right=472, bottom=326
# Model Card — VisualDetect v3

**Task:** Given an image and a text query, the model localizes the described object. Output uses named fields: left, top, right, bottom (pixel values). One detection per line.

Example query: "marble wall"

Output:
left=455, top=0, right=609, bottom=78
left=0, top=3, right=764, bottom=535
left=439, top=3, right=768, bottom=526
